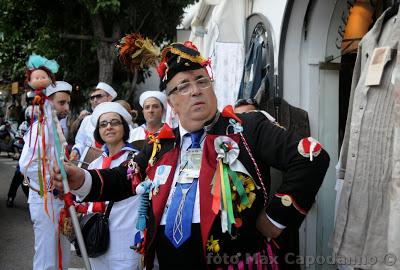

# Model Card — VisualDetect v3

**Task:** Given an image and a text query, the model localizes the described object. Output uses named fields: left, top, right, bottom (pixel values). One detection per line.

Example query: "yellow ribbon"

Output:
left=148, top=135, right=161, bottom=165
left=219, top=159, right=228, bottom=212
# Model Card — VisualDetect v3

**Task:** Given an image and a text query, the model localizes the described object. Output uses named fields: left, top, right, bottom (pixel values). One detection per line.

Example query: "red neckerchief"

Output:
left=146, top=123, right=175, bottom=170
left=144, top=123, right=175, bottom=140
left=92, top=149, right=126, bottom=213
left=94, top=140, right=103, bottom=149
left=101, top=149, right=126, bottom=169
left=147, top=123, right=175, bottom=144
left=144, top=129, right=151, bottom=139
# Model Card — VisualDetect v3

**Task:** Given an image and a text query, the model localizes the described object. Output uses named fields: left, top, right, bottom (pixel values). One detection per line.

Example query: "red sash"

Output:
left=92, top=150, right=126, bottom=213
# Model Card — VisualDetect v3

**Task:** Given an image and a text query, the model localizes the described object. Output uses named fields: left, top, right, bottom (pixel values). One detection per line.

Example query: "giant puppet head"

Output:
left=25, top=53, right=59, bottom=91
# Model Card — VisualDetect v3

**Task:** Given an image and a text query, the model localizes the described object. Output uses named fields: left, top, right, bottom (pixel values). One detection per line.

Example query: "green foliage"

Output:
left=0, top=0, right=54, bottom=81
left=0, top=0, right=197, bottom=97
left=81, top=0, right=120, bottom=15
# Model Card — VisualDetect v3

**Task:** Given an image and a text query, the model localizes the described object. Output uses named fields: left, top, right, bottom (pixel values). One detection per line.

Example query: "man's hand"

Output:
left=69, top=149, right=80, bottom=161
left=78, top=110, right=90, bottom=120
left=51, top=161, right=85, bottom=193
left=256, top=208, right=283, bottom=239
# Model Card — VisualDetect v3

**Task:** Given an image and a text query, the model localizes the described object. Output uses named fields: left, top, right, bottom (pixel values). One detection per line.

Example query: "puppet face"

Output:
left=29, top=69, right=51, bottom=89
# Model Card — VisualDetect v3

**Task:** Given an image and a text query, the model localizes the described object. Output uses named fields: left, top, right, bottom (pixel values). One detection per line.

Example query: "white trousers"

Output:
left=89, top=256, right=140, bottom=270
left=29, top=203, right=71, bottom=270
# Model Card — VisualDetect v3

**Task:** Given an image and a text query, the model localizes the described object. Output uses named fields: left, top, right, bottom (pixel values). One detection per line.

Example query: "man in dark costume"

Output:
left=53, top=41, right=330, bottom=270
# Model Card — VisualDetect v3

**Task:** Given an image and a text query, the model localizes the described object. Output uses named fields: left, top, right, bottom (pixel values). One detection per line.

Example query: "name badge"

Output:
left=183, top=148, right=202, bottom=178
left=154, top=165, right=172, bottom=185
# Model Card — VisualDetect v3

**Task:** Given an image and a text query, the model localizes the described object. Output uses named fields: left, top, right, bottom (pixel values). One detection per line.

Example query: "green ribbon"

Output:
left=50, top=115, right=68, bottom=193
left=211, top=166, right=217, bottom=195
left=222, top=164, right=235, bottom=233
left=228, top=168, right=249, bottom=207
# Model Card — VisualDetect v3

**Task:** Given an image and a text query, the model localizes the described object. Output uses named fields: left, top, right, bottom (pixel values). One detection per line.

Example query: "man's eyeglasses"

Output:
left=167, top=77, right=213, bottom=96
left=99, top=119, right=122, bottom=128
left=90, top=94, right=106, bottom=101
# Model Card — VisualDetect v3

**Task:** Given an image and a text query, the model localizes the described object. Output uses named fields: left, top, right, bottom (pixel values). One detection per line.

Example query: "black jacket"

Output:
left=84, top=111, right=330, bottom=269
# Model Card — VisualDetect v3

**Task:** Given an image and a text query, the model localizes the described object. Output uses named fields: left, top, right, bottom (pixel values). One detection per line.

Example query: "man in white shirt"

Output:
left=70, top=82, right=117, bottom=161
left=130, top=91, right=167, bottom=142
left=19, top=81, right=72, bottom=270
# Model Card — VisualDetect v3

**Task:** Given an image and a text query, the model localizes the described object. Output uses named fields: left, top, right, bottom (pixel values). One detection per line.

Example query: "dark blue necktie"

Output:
left=165, top=129, right=204, bottom=248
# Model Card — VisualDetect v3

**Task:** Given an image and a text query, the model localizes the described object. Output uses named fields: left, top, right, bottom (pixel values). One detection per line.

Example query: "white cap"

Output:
left=96, top=82, right=117, bottom=100
left=139, top=91, right=167, bottom=109
left=45, top=81, right=72, bottom=97
left=90, top=102, right=133, bottom=127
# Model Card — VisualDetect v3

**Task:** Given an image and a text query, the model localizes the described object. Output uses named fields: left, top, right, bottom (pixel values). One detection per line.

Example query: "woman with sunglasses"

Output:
left=83, top=102, right=141, bottom=270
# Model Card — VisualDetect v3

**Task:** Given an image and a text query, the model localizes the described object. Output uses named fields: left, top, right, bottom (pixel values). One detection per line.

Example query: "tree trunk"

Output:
left=126, top=69, right=138, bottom=101
left=91, top=14, right=120, bottom=84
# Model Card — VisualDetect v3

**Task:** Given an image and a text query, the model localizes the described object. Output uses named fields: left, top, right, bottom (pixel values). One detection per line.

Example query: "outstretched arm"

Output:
left=52, top=146, right=150, bottom=202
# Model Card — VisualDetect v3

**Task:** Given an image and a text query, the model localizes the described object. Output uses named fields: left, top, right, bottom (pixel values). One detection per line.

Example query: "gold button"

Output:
left=281, top=195, right=292, bottom=207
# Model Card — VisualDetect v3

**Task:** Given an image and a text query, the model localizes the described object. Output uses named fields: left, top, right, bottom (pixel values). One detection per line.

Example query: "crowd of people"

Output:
left=6, top=41, right=330, bottom=270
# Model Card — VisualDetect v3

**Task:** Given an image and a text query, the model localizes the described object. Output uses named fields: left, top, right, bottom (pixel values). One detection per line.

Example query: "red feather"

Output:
left=157, top=59, right=167, bottom=78
left=183, top=41, right=199, bottom=50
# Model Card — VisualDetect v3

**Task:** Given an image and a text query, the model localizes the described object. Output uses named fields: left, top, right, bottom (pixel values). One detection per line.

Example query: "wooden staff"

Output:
left=50, top=108, right=92, bottom=270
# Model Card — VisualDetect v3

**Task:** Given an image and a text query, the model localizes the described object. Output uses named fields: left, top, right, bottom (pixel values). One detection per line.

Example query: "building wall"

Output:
left=182, top=0, right=353, bottom=268
left=281, top=0, right=355, bottom=269
left=188, top=0, right=248, bottom=110
left=252, top=0, right=287, bottom=73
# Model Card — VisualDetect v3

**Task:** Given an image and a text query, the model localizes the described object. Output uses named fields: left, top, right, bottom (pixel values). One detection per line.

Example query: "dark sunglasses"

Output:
left=99, top=119, right=122, bottom=128
left=90, top=94, right=106, bottom=101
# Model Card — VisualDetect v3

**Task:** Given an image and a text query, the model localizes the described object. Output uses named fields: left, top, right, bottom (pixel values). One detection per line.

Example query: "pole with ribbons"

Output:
left=49, top=107, right=92, bottom=270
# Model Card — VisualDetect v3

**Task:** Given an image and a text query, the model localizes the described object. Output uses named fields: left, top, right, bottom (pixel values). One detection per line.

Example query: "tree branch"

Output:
left=91, top=13, right=105, bottom=39
left=136, top=11, right=151, bottom=32
left=59, top=33, right=115, bottom=42
left=126, top=69, right=138, bottom=101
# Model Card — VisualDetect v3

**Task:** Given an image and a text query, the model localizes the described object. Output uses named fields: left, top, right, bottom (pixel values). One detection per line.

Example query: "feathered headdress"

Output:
left=26, top=53, right=59, bottom=74
left=116, top=33, right=160, bottom=73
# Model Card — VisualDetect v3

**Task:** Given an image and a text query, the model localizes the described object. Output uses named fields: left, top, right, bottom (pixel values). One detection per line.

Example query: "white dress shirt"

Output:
left=19, top=120, right=63, bottom=204
left=129, top=124, right=146, bottom=143
left=160, top=125, right=203, bottom=225
left=72, top=115, right=95, bottom=156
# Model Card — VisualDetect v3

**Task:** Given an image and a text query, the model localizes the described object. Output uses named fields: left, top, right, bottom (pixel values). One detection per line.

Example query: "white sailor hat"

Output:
left=45, top=81, right=72, bottom=97
left=90, top=101, right=133, bottom=127
left=139, top=91, right=167, bottom=109
left=96, top=82, right=117, bottom=100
